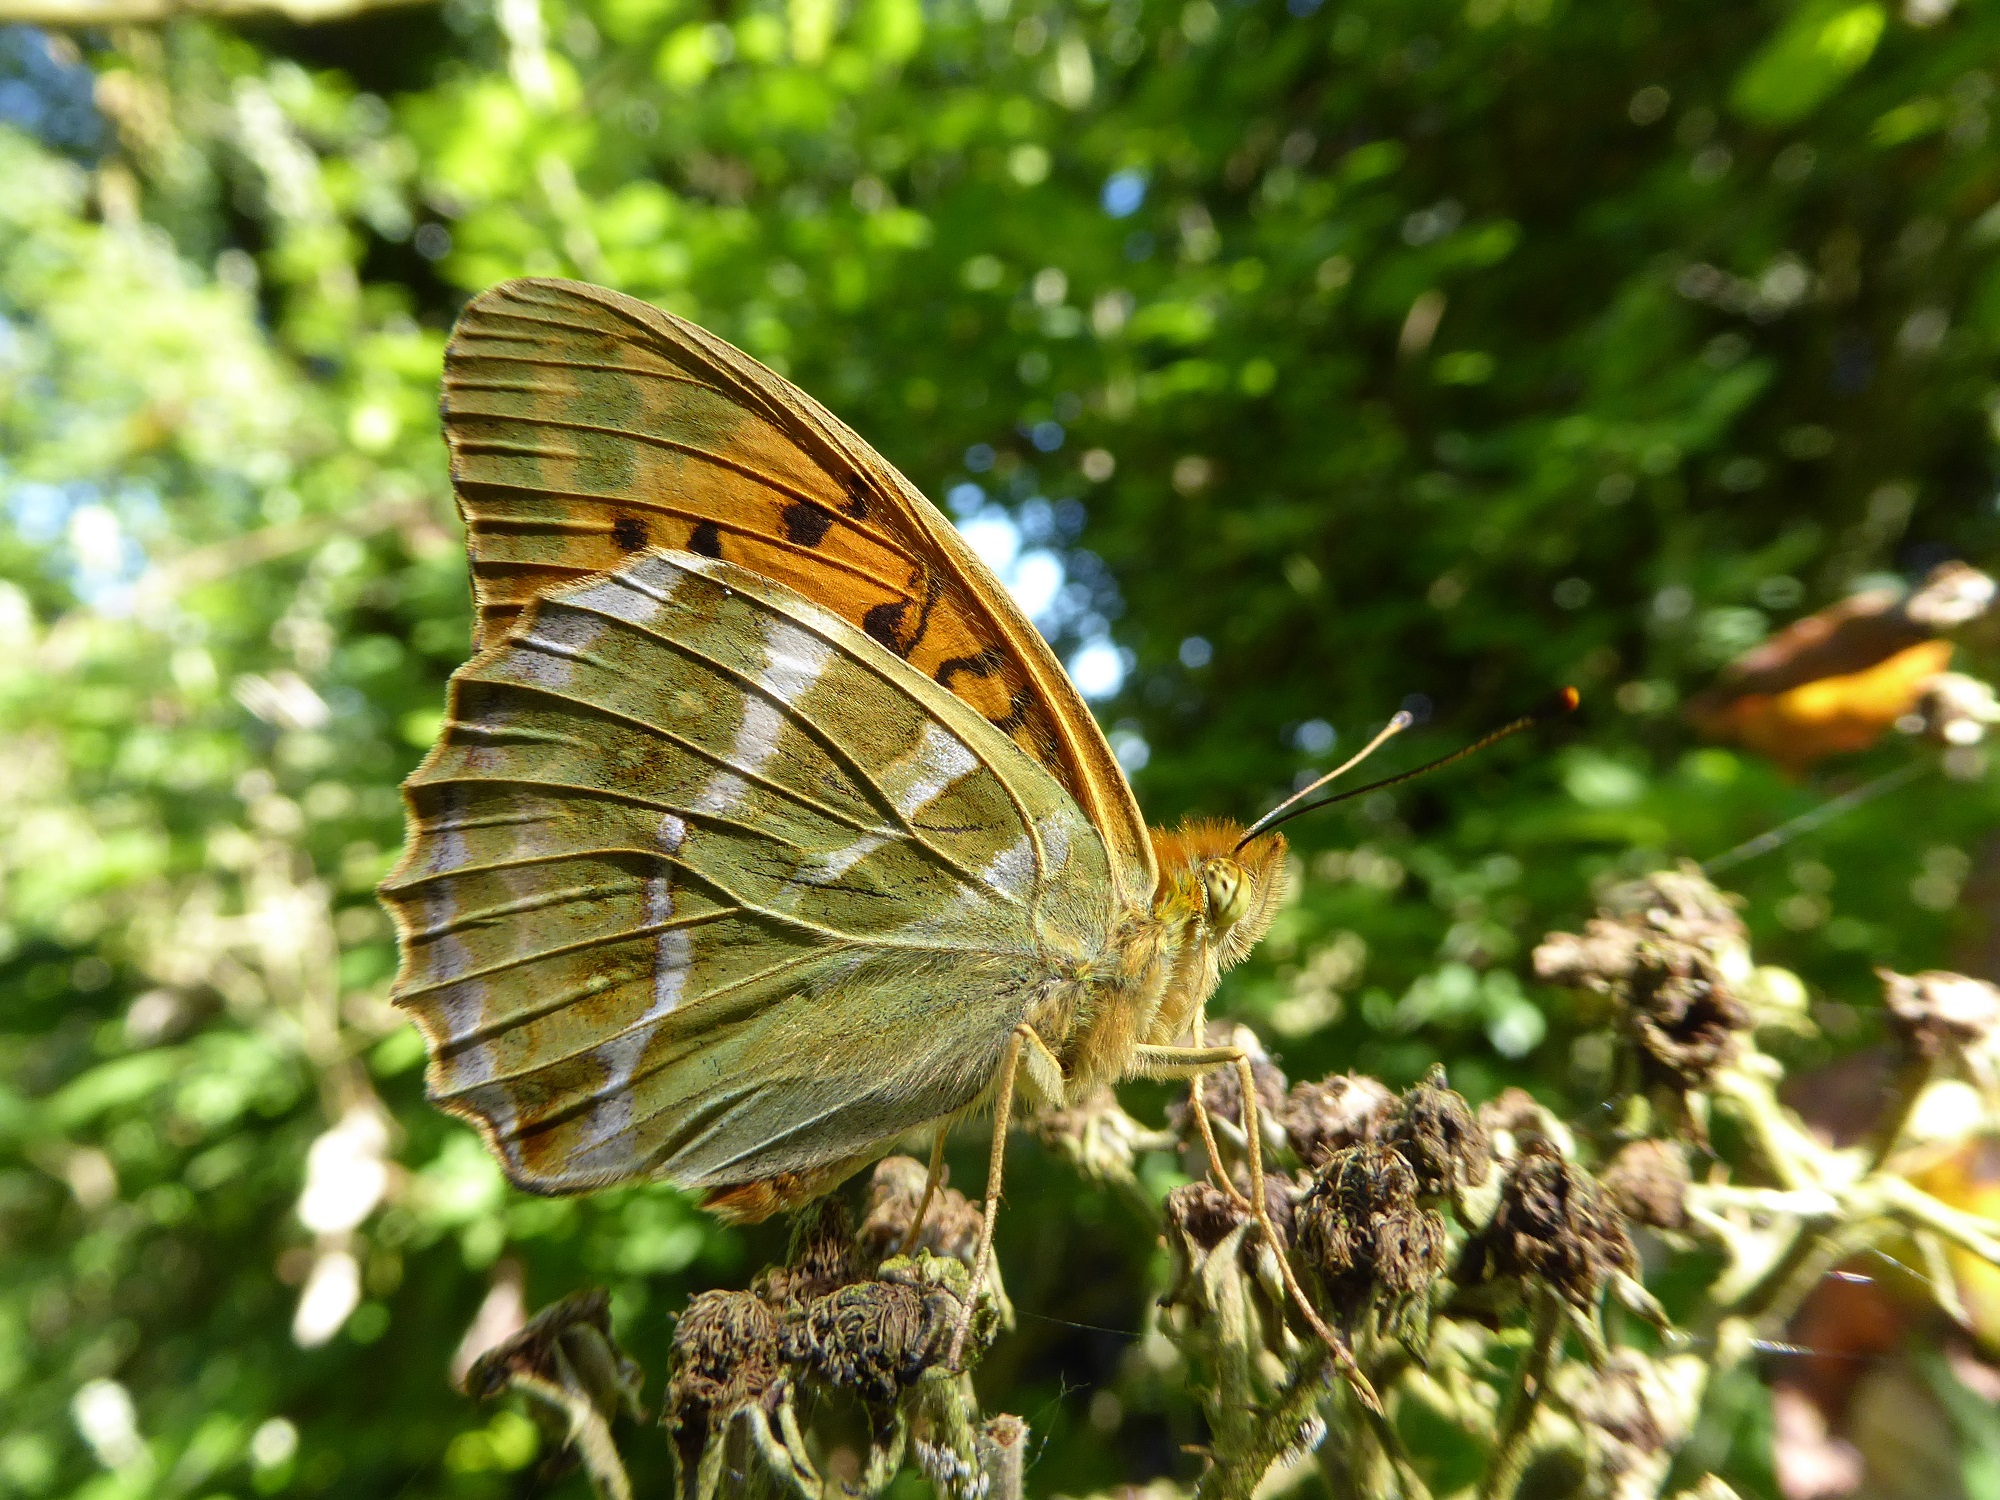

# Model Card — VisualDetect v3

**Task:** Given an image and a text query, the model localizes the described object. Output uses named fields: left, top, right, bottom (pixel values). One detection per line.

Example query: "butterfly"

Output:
left=379, top=277, right=1356, bottom=1374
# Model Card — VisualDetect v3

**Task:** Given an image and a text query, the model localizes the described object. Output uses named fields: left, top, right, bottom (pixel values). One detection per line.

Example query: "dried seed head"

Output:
left=1559, top=1347, right=1704, bottom=1494
left=1383, top=1066, right=1490, bottom=1196
left=1282, top=1073, right=1395, bottom=1168
left=858, top=1155, right=984, bottom=1267
left=1164, top=1181, right=1251, bottom=1252
left=1880, top=968, right=2000, bottom=1059
left=1162, top=1173, right=1298, bottom=1253
left=789, top=1278, right=960, bottom=1403
left=1295, top=1144, right=1447, bottom=1319
left=1463, top=1141, right=1637, bottom=1308
left=1904, top=559, right=1996, bottom=630
left=1477, top=1088, right=1571, bottom=1160
left=1600, top=1139, right=1690, bottom=1232
left=1627, top=946, right=1751, bottom=1088
left=756, top=1197, right=859, bottom=1307
left=466, top=1289, right=645, bottom=1500
left=1907, top=672, right=2000, bottom=747
left=1535, top=866, right=1751, bottom=1090
left=667, top=1289, right=784, bottom=1430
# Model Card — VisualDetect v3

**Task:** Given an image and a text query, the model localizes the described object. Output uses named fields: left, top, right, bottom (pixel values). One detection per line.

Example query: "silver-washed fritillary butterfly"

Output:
left=379, top=278, right=1365, bottom=1375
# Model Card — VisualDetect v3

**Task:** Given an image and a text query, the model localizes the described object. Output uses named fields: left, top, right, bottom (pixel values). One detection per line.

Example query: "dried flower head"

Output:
left=1164, top=1180, right=1254, bottom=1252
left=1904, top=559, right=1997, bottom=630
left=1535, top=867, right=1751, bottom=1090
left=1600, top=1139, right=1690, bottom=1232
left=1383, top=1065, right=1491, bottom=1196
left=1478, top=1087, right=1573, bottom=1160
left=1905, top=672, right=2000, bottom=747
left=858, top=1155, right=984, bottom=1268
left=1462, top=1141, right=1637, bottom=1309
left=756, top=1196, right=860, bottom=1307
left=1880, top=968, right=2000, bottom=1059
left=1295, top=1143, right=1448, bottom=1320
left=666, top=1289, right=785, bottom=1446
left=466, top=1289, right=647, bottom=1500
left=1282, top=1073, right=1394, bottom=1168
left=788, top=1276, right=963, bottom=1403
left=1560, top=1349, right=1704, bottom=1500
left=1163, top=1173, right=1300, bottom=1258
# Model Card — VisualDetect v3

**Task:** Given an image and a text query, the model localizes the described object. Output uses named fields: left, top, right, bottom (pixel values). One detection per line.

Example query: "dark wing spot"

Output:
left=842, top=475, right=871, bottom=519
left=903, top=571, right=945, bottom=655
left=934, top=648, right=1010, bottom=690
left=778, top=502, right=835, bottom=548
left=687, top=521, right=724, bottom=558
left=611, top=515, right=649, bottom=552
left=863, top=601, right=911, bottom=657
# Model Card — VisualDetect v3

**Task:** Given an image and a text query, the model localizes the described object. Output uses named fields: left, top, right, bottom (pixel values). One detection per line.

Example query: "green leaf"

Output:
left=1730, top=1, right=1886, bottom=127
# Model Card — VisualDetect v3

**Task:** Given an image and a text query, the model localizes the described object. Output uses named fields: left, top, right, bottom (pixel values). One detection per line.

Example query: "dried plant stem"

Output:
left=976, top=1415, right=1028, bottom=1500
left=1196, top=1347, right=1335, bottom=1500
left=1478, top=1290, right=1563, bottom=1500
left=1861, top=1055, right=1938, bottom=1172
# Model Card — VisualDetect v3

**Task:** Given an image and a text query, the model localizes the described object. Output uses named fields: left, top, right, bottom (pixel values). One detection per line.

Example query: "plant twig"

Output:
left=1478, top=1289, right=1562, bottom=1500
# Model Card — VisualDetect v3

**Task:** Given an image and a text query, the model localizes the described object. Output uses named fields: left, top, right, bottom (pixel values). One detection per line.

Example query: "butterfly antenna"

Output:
left=1235, top=710, right=1416, bottom=852
left=1238, top=687, right=1581, bottom=846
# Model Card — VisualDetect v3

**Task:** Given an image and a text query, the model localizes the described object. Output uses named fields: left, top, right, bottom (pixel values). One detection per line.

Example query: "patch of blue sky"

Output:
left=1101, top=170, right=1147, bottom=219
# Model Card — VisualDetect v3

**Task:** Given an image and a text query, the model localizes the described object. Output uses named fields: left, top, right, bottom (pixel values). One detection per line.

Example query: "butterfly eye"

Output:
left=1202, top=860, right=1249, bottom=930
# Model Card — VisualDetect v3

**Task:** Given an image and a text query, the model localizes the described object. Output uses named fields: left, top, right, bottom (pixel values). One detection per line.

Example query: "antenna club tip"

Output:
left=1555, top=685, right=1581, bottom=714
left=1389, top=709, right=1415, bottom=729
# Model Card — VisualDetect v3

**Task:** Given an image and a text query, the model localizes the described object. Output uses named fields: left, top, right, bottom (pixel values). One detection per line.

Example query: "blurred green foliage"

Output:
left=4, top=0, right=2000, bottom=1493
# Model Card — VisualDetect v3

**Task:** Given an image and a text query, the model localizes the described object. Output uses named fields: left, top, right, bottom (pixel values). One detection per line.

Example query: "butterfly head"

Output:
left=1151, top=818, right=1288, bottom=970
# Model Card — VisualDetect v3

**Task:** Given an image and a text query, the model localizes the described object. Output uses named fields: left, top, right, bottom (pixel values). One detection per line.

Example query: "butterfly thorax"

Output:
left=1041, top=820, right=1288, bottom=1095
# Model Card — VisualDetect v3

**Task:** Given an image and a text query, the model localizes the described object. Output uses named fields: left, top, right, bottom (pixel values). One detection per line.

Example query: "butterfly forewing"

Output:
left=381, top=550, right=1115, bottom=1195
left=442, top=278, right=1154, bottom=904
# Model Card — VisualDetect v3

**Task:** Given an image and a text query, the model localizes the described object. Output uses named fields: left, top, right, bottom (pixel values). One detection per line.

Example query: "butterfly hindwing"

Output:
left=442, top=277, right=1154, bottom=904
left=380, top=550, right=1115, bottom=1196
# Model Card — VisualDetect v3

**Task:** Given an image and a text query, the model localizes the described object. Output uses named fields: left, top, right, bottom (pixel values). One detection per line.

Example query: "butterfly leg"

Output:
left=947, top=1021, right=1062, bottom=1368
left=1132, top=1041, right=1382, bottom=1414
left=897, top=1123, right=950, bottom=1257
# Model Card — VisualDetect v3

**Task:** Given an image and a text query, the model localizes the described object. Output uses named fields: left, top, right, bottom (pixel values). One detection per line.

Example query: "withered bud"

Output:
left=1166, top=1022, right=1288, bottom=1136
left=1600, top=1139, right=1689, bottom=1232
left=787, top=1277, right=962, bottom=1402
left=858, top=1156, right=984, bottom=1267
left=466, top=1288, right=645, bottom=1419
left=1906, top=673, right=2000, bottom=748
left=1383, top=1066, right=1491, bottom=1196
left=1602, top=866, right=1747, bottom=947
left=1477, top=1088, right=1568, bottom=1157
left=1295, top=1144, right=1448, bottom=1317
left=1627, top=946, right=1751, bottom=1088
left=1880, top=968, right=2000, bottom=1059
left=1904, top=559, right=1996, bottom=630
left=1536, top=868, right=1752, bottom=1090
left=1282, top=1073, right=1394, bottom=1168
left=1162, top=1173, right=1299, bottom=1253
left=756, top=1197, right=859, bottom=1307
left=1463, top=1141, right=1637, bottom=1308
left=1164, top=1181, right=1249, bottom=1252
left=666, top=1290, right=784, bottom=1430
left=1561, top=1348, right=1698, bottom=1485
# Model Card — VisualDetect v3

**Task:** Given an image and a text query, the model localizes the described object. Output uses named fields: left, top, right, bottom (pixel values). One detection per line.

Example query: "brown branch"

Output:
left=0, top=0, right=431, bottom=26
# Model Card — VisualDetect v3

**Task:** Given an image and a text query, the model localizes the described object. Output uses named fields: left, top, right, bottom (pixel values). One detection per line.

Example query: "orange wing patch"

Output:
left=1686, top=563, right=1993, bottom=775
left=443, top=278, right=1154, bottom=902
left=1690, top=640, right=1952, bottom=776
